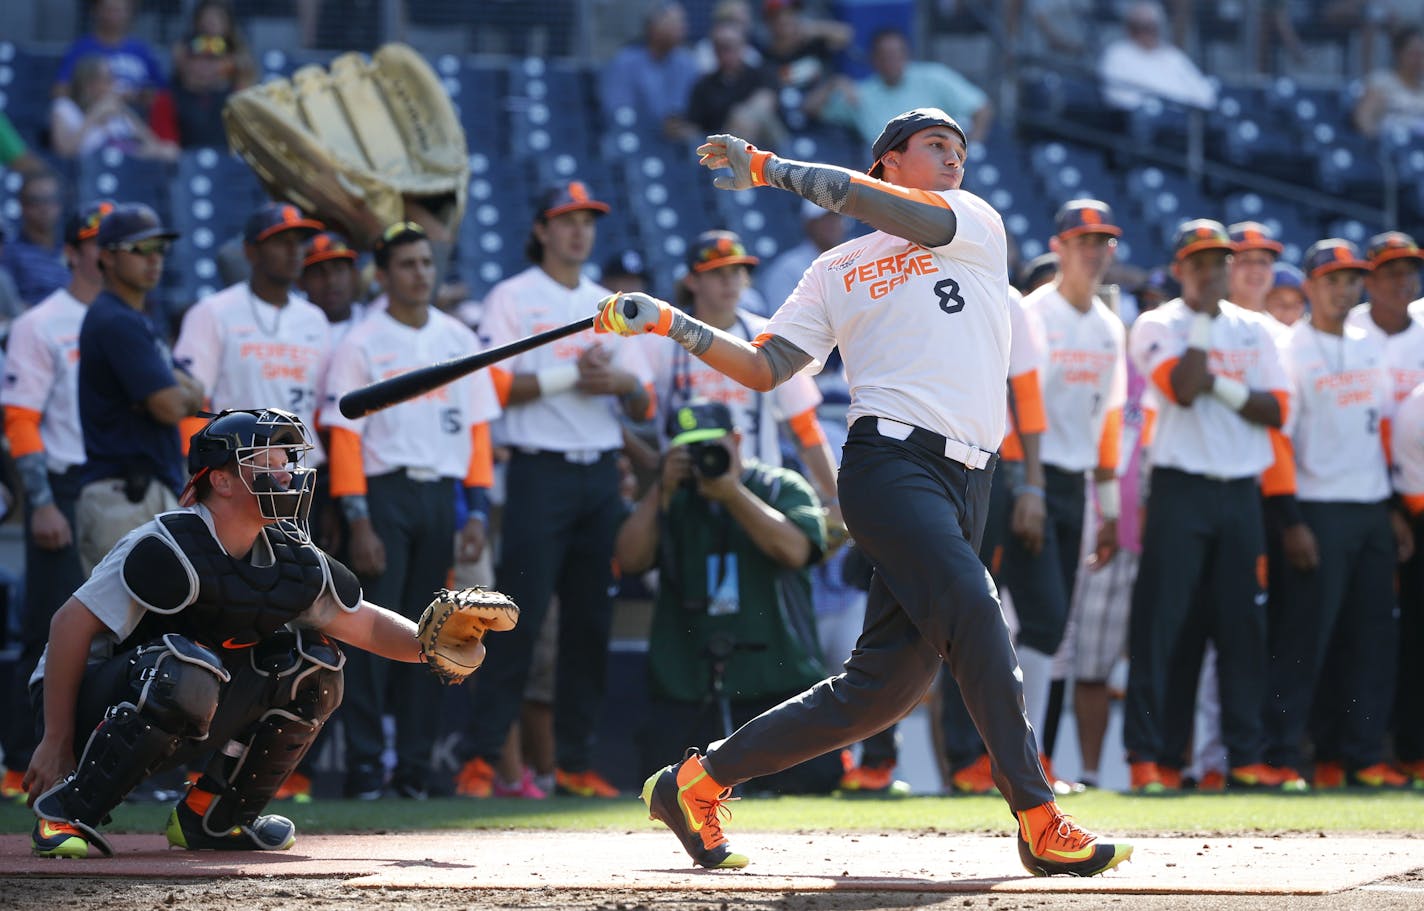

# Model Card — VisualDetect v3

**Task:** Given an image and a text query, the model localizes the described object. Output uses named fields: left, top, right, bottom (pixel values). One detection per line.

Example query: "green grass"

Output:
left=5, top=791, right=1423, bottom=837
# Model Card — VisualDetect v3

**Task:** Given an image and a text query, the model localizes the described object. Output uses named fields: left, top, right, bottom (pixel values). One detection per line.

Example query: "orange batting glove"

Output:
left=593, top=292, right=674, bottom=337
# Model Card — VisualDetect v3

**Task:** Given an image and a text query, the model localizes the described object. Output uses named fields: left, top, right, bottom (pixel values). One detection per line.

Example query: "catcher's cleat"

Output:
left=166, top=791, right=295, bottom=851
left=642, top=750, right=748, bottom=870
left=1228, top=763, right=1308, bottom=792
left=1348, top=763, right=1410, bottom=789
left=1017, top=802, right=1132, bottom=877
left=555, top=768, right=619, bottom=798
left=32, top=819, right=93, bottom=858
left=950, top=754, right=999, bottom=795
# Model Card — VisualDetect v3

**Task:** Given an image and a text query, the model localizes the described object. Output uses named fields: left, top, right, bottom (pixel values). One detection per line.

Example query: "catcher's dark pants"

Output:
left=1265, top=500, right=1397, bottom=771
left=463, top=449, right=622, bottom=773
left=1125, top=468, right=1267, bottom=769
left=3, top=466, right=84, bottom=771
left=341, top=471, right=455, bottom=792
left=938, top=461, right=1082, bottom=771
left=1395, top=513, right=1424, bottom=763
left=702, top=418, right=1056, bottom=813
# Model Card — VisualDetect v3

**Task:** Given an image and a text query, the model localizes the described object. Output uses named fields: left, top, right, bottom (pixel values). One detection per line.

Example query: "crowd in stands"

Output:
left=2, top=0, right=1424, bottom=802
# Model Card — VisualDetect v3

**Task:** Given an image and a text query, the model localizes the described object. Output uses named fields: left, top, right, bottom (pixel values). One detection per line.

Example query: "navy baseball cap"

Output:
left=1054, top=199, right=1121, bottom=239
left=602, top=248, right=649, bottom=282
left=1019, top=251, right=1060, bottom=289
left=1302, top=238, right=1370, bottom=278
left=667, top=399, right=734, bottom=448
left=1365, top=230, right=1424, bottom=268
left=1171, top=218, right=1234, bottom=262
left=96, top=203, right=179, bottom=249
left=687, top=229, right=759, bottom=273
left=244, top=202, right=323, bottom=245
left=1227, top=221, right=1284, bottom=256
left=1272, top=261, right=1305, bottom=289
left=303, top=231, right=357, bottom=269
left=868, top=108, right=967, bottom=179
left=65, top=199, right=117, bottom=246
left=537, top=180, right=610, bottom=221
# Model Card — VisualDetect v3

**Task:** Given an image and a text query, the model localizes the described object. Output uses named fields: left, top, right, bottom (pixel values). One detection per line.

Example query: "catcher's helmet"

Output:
left=186, top=408, right=316, bottom=526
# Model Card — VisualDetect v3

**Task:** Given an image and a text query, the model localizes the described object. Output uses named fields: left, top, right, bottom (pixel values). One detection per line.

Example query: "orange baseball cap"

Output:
left=1227, top=221, right=1284, bottom=256
left=1054, top=199, right=1122, bottom=239
left=687, top=230, right=759, bottom=273
left=1302, top=238, right=1370, bottom=278
left=1171, top=219, right=1234, bottom=262
left=244, top=202, right=323, bottom=244
left=537, top=181, right=610, bottom=220
left=303, top=231, right=357, bottom=269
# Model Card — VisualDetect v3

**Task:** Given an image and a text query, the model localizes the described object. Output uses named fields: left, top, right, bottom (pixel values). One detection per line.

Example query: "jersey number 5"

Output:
left=934, top=278, right=966, bottom=315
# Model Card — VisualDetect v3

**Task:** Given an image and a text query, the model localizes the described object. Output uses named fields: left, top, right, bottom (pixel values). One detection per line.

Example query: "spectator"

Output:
left=759, top=0, right=854, bottom=128
left=1354, top=26, right=1424, bottom=138
left=0, top=170, right=70, bottom=306
left=150, top=1, right=257, bottom=149
left=614, top=399, right=841, bottom=794
left=322, top=223, right=501, bottom=799
left=0, top=111, right=44, bottom=176
left=1265, top=262, right=1307, bottom=327
left=600, top=2, right=702, bottom=141
left=1098, top=1, right=1216, bottom=111
left=694, top=0, right=764, bottom=74
left=600, top=249, right=652, bottom=295
left=50, top=56, right=180, bottom=162
left=76, top=204, right=204, bottom=575
left=688, top=20, right=786, bottom=150
left=55, top=0, right=166, bottom=110
left=1018, top=251, right=1060, bottom=294
left=756, top=199, right=848, bottom=313
left=816, top=28, right=994, bottom=145
left=1010, top=0, right=1096, bottom=63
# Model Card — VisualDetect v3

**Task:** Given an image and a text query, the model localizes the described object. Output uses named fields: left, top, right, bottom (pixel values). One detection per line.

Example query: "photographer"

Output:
left=615, top=400, right=840, bottom=794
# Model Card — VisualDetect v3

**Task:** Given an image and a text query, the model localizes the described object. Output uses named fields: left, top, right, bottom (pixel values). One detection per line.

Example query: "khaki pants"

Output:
left=76, top=478, right=178, bottom=576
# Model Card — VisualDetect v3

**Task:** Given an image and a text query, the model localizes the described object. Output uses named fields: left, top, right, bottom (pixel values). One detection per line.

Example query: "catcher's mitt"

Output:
left=223, top=43, right=468, bottom=249
left=417, top=587, right=519, bottom=685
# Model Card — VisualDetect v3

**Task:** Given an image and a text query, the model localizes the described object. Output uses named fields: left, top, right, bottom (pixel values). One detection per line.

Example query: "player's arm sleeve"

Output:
left=464, top=421, right=493, bottom=490
left=1129, top=318, right=1185, bottom=405
left=319, top=338, right=369, bottom=498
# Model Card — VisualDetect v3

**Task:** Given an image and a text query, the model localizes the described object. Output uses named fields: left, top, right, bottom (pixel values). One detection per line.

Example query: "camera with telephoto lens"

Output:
left=687, top=440, right=731, bottom=479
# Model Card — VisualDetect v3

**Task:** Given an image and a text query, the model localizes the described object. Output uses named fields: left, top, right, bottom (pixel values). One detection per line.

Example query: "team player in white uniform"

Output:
left=598, top=109, right=1129, bottom=876
left=0, top=200, right=113, bottom=799
left=1346, top=231, right=1424, bottom=407
left=321, top=222, right=501, bottom=799
left=1387, top=382, right=1424, bottom=787
left=1124, top=219, right=1294, bottom=793
left=1264, top=238, right=1409, bottom=790
left=174, top=203, right=331, bottom=462
left=457, top=181, right=654, bottom=802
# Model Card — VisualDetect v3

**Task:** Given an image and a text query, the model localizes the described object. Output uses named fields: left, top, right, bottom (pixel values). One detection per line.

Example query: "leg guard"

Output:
left=34, top=635, right=227, bottom=855
left=188, top=629, right=344, bottom=839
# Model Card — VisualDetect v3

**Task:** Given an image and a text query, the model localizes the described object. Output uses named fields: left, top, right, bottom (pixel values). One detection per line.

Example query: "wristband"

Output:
left=1188, top=312, right=1213, bottom=350
left=1210, top=375, right=1251, bottom=411
left=536, top=363, right=579, bottom=396
left=748, top=147, right=773, bottom=186
left=464, top=485, right=490, bottom=517
left=341, top=495, right=370, bottom=522
left=1096, top=478, right=1120, bottom=520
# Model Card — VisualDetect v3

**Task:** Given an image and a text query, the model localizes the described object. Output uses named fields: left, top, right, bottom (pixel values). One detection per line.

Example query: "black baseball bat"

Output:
left=338, top=297, right=639, bottom=419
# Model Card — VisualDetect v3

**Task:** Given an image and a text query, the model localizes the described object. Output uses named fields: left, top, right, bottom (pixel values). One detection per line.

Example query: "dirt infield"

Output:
left=4, top=831, right=1423, bottom=910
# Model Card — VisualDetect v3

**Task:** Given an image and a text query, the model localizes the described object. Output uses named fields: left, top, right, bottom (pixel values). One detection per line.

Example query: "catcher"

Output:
left=22, top=408, right=516, bottom=858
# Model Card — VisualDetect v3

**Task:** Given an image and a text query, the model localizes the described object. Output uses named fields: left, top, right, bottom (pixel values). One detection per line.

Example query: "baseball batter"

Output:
left=597, top=108, right=1129, bottom=877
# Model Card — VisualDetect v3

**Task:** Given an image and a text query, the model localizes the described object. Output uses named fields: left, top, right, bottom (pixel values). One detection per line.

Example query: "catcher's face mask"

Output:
left=184, top=408, right=317, bottom=536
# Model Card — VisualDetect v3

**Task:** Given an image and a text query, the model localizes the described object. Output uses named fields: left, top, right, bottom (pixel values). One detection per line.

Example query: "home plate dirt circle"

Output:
left=4, top=830, right=1421, bottom=896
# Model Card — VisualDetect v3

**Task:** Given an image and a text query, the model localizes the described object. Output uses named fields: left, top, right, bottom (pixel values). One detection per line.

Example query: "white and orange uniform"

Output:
left=174, top=282, right=332, bottom=461
left=320, top=308, right=501, bottom=494
left=766, top=188, right=1009, bottom=452
left=1129, top=300, right=1290, bottom=478
left=1395, top=384, right=1424, bottom=514
left=2, top=287, right=86, bottom=472
left=999, top=287, right=1048, bottom=461
left=482, top=266, right=654, bottom=446
left=646, top=308, right=823, bottom=465
left=1345, top=304, right=1424, bottom=409
left=1026, top=285, right=1127, bottom=476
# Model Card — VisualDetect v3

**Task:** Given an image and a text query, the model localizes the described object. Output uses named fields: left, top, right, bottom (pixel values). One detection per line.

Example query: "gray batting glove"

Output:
left=696, top=134, right=769, bottom=191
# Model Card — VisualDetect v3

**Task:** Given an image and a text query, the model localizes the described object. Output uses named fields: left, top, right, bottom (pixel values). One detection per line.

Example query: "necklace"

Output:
left=248, top=284, right=285, bottom=336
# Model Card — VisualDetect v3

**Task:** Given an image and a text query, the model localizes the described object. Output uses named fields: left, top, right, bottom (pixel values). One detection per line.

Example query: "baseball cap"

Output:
left=667, top=399, right=734, bottom=448
left=1227, top=221, right=1284, bottom=256
left=65, top=199, right=117, bottom=246
left=303, top=231, right=357, bottom=269
left=96, top=203, right=179, bottom=249
left=1271, top=261, right=1305, bottom=289
left=1302, top=238, right=1370, bottom=278
left=537, top=180, right=610, bottom=220
left=602, top=248, right=649, bottom=282
left=687, top=229, right=759, bottom=273
left=1170, top=218, right=1234, bottom=262
left=1019, top=251, right=1060, bottom=289
left=868, top=107, right=967, bottom=179
left=1054, top=199, right=1122, bottom=239
left=1365, top=230, right=1424, bottom=268
left=244, top=202, right=323, bottom=245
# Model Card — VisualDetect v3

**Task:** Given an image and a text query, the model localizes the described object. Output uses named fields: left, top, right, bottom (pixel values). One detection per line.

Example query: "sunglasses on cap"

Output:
left=76, top=202, right=117, bottom=241
left=189, top=34, right=229, bottom=55
left=379, top=220, right=425, bottom=243
left=115, top=238, right=173, bottom=256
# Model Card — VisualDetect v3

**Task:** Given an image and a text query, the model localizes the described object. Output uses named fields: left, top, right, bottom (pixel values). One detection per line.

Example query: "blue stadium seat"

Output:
left=0, top=42, right=64, bottom=148
left=77, top=149, right=171, bottom=213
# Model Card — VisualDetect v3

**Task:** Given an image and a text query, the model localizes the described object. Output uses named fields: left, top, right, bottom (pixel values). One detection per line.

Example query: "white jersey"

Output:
left=1391, top=382, right=1424, bottom=511
left=1025, top=285, right=1127, bottom=472
left=482, top=266, right=652, bottom=452
left=174, top=282, right=332, bottom=461
left=647, top=308, right=822, bottom=466
left=321, top=308, right=501, bottom=478
left=765, top=188, right=1010, bottom=451
left=1344, top=304, right=1424, bottom=410
left=1278, top=321, right=1392, bottom=502
left=1129, top=299, right=1288, bottom=478
left=1, top=288, right=86, bottom=471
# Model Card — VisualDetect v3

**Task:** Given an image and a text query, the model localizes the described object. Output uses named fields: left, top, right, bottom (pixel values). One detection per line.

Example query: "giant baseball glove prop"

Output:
left=417, top=587, right=519, bottom=685
left=224, top=43, right=468, bottom=249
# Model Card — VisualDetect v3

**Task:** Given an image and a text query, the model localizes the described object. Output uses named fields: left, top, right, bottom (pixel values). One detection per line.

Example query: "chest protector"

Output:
left=121, top=512, right=354, bottom=652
